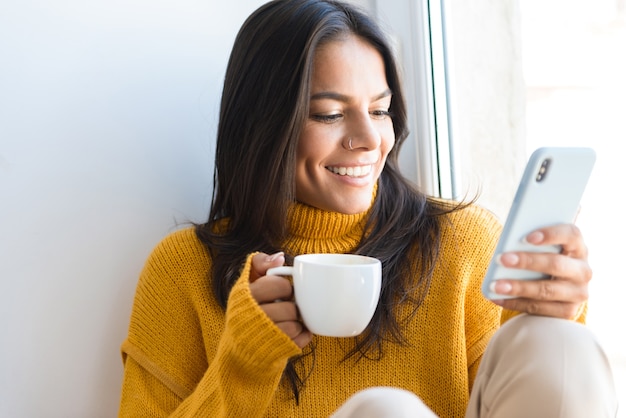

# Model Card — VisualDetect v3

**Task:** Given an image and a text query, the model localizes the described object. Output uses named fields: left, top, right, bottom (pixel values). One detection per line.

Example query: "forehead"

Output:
left=310, top=35, right=388, bottom=94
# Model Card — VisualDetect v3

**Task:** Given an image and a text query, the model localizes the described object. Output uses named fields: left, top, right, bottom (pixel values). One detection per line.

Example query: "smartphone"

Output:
left=481, top=147, right=596, bottom=299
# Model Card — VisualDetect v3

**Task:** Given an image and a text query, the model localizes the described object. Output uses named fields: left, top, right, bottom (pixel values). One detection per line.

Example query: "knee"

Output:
left=492, top=314, right=600, bottom=357
left=491, top=315, right=613, bottom=395
left=477, top=315, right=618, bottom=417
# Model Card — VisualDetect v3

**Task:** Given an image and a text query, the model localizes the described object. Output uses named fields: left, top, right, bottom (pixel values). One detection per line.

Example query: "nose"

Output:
left=346, top=111, right=382, bottom=150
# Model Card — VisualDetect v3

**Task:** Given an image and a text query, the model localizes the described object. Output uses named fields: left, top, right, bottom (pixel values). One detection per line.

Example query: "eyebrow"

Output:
left=310, top=88, right=393, bottom=103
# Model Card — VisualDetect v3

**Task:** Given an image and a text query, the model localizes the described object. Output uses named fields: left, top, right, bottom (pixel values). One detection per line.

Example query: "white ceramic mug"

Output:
left=267, top=253, right=382, bottom=337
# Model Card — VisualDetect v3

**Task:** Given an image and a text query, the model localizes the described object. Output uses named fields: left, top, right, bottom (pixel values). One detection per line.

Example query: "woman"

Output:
left=118, top=1, right=617, bottom=416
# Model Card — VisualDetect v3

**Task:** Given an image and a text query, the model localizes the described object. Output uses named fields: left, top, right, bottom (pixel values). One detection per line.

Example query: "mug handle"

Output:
left=266, top=266, right=293, bottom=276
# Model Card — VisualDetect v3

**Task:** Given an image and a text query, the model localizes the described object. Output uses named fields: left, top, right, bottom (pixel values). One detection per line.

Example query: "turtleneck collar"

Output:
left=283, top=184, right=377, bottom=255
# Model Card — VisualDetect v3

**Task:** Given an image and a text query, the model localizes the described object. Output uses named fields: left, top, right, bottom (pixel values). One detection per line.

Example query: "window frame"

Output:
left=369, top=0, right=458, bottom=198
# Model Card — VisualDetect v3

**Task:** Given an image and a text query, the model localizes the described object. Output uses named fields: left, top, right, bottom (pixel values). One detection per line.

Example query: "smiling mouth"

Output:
left=326, top=165, right=373, bottom=177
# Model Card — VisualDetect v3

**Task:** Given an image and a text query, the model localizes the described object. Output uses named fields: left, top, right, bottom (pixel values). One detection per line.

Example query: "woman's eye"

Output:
left=371, top=110, right=392, bottom=120
left=311, top=113, right=343, bottom=123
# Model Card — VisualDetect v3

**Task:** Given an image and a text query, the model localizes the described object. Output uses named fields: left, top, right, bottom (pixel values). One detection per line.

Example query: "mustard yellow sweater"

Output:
left=120, top=202, right=521, bottom=417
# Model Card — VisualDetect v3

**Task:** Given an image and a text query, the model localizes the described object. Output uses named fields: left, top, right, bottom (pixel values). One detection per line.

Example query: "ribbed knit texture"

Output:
left=118, top=201, right=586, bottom=417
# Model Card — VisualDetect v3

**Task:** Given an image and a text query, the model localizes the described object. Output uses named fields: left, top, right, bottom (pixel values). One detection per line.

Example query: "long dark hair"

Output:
left=196, top=0, right=463, bottom=402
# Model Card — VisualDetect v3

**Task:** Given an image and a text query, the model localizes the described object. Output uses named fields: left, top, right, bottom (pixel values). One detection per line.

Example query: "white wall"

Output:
left=0, top=1, right=266, bottom=416
left=0, top=0, right=497, bottom=416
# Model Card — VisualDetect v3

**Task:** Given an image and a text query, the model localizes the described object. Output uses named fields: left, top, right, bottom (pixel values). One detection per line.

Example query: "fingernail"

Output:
left=524, top=231, right=544, bottom=244
left=490, top=281, right=513, bottom=294
left=266, top=252, right=284, bottom=262
left=497, top=253, right=519, bottom=266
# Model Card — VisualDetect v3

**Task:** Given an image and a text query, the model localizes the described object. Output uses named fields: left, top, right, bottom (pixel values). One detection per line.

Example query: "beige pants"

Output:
left=331, top=315, right=618, bottom=418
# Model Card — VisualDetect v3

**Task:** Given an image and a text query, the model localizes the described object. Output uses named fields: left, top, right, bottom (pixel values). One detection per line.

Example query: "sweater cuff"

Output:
left=571, top=301, right=587, bottom=323
left=500, top=301, right=588, bottom=325
left=223, top=253, right=301, bottom=375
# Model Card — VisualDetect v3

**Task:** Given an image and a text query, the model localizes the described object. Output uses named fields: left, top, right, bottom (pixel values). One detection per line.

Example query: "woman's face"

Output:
left=295, top=35, right=395, bottom=214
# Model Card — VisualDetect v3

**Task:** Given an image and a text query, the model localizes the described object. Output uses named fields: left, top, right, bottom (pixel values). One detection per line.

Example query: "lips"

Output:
left=326, top=164, right=373, bottom=177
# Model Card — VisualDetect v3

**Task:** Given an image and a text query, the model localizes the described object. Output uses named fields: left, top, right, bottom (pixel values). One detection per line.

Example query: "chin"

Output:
left=335, top=200, right=371, bottom=215
left=338, top=192, right=375, bottom=214
left=302, top=190, right=374, bottom=214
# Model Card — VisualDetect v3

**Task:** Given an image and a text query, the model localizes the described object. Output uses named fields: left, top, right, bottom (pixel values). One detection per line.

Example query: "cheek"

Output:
left=296, top=137, right=317, bottom=171
left=295, top=131, right=323, bottom=183
left=381, top=126, right=396, bottom=157
left=296, top=125, right=338, bottom=165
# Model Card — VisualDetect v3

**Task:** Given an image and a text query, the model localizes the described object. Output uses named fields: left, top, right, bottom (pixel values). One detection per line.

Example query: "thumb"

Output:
left=250, top=251, right=285, bottom=282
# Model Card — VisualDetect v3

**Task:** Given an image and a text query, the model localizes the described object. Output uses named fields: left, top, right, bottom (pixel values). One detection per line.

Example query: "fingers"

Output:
left=274, top=317, right=313, bottom=349
left=254, top=287, right=312, bottom=349
left=525, top=224, right=588, bottom=259
left=491, top=223, right=591, bottom=319
left=491, top=279, right=587, bottom=319
left=496, top=251, right=592, bottom=284
left=497, top=223, right=591, bottom=284
left=491, top=272, right=589, bottom=301
left=250, top=275, right=293, bottom=303
left=250, top=251, right=285, bottom=282
left=291, top=328, right=313, bottom=349
left=248, top=252, right=311, bottom=348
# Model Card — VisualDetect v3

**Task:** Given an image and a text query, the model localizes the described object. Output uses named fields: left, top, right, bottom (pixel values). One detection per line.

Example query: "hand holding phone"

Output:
left=481, top=147, right=596, bottom=300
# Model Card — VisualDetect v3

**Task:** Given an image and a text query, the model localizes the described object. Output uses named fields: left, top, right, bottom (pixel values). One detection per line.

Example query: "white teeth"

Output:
left=328, top=165, right=372, bottom=177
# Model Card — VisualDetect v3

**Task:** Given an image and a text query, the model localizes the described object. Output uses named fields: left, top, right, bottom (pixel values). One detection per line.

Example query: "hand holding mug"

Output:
left=267, top=253, right=382, bottom=338
left=250, top=252, right=312, bottom=348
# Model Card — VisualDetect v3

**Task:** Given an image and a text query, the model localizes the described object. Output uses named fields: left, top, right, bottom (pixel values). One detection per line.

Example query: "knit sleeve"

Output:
left=119, top=231, right=301, bottom=417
